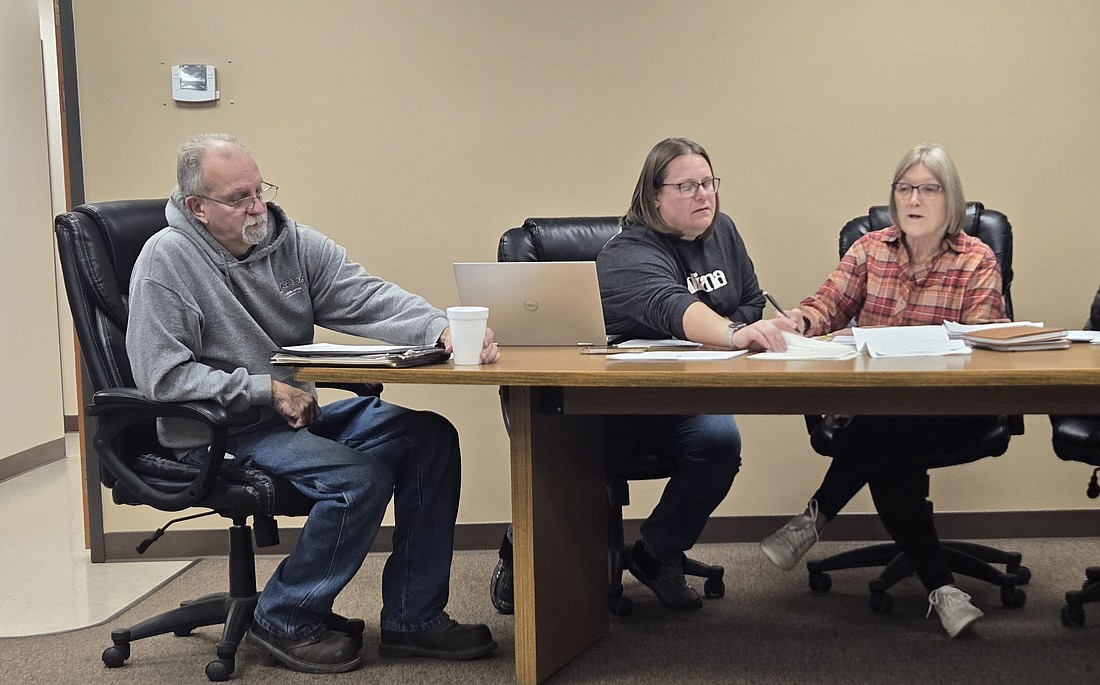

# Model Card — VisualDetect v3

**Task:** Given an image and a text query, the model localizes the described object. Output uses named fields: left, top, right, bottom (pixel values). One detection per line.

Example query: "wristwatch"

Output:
left=727, top=321, right=747, bottom=349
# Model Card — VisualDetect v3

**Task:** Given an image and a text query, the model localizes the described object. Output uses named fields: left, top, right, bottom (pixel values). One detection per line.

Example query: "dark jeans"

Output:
left=223, top=396, right=461, bottom=639
left=810, top=416, right=1003, bottom=592
left=606, top=414, right=742, bottom=565
left=505, top=414, right=742, bottom=567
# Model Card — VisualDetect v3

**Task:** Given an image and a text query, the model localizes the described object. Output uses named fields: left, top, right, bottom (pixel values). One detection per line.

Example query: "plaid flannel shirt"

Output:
left=800, top=226, right=1007, bottom=336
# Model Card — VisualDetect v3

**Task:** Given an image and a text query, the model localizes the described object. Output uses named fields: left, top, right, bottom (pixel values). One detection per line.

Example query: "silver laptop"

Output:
left=453, top=262, right=608, bottom=346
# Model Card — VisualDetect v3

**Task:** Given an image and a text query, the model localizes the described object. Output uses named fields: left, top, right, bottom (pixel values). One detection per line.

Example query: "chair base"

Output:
left=608, top=543, right=725, bottom=617
left=102, top=520, right=261, bottom=681
left=1061, top=566, right=1100, bottom=627
left=103, top=591, right=256, bottom=681
left=806, top=540, right=1031, bottom=613
left=102, top=520, right=365, bottom=681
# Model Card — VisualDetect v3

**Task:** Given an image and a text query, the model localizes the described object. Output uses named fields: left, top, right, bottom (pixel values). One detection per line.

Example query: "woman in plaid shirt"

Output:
left=759, top=143, right=1008, bottom=638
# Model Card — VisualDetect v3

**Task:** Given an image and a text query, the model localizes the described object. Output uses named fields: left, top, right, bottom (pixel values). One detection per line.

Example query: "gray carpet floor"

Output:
left=2, top=538, right=1098, bottom=684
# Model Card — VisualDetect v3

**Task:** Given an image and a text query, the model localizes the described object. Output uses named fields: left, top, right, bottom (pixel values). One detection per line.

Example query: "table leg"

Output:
left=507, top=387, right=608, bottom=684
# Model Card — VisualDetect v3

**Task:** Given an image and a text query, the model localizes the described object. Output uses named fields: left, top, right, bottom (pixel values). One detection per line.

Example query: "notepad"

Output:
left=962, top=325, right=1069, bottom=351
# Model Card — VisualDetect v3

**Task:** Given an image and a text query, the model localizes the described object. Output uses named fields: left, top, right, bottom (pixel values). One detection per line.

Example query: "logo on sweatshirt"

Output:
left=280, top=275, right=305, bottom=299
left=686, top=269, right=727, bottom=294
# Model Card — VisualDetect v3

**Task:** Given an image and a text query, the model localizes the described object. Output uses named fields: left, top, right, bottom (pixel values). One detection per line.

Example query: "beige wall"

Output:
left=1, top=0, right=64, bottom=462
left=75, top=0, right=1100, bottom=534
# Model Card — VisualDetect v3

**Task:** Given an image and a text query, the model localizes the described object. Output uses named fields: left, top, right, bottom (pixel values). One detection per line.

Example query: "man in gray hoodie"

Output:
left=126, top=133, right=500, bottom=674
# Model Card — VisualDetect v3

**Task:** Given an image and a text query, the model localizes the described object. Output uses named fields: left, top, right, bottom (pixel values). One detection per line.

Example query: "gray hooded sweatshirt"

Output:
left=126, top=192, right=449, bottom=448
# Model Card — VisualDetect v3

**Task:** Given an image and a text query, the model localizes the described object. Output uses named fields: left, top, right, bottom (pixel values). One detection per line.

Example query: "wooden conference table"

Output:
left=296, top=344, right=1100, bottom=684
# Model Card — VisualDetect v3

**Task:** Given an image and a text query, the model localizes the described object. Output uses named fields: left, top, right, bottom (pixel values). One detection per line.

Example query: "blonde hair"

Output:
left=888, top=143, right=966, bottom=236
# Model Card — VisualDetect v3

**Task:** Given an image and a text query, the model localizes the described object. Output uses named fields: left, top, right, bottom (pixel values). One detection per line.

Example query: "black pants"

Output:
left=809, top=416, right=1004, bottom=593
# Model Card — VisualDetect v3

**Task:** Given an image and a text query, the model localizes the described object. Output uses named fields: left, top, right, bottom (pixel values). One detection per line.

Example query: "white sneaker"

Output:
left=760, top=500, right=820, bottom=571
left=927, top=585, right=984, bottom=637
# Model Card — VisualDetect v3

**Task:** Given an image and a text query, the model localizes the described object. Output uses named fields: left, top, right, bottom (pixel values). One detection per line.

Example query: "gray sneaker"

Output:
left=927, top=585, right=984, bottom=637
left=627, top=540, right=702, bottom=610
left=760, top=500, right=820, bottom=571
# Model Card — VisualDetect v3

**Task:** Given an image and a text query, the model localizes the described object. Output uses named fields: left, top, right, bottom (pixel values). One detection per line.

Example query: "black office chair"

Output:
left=54, top=200, right=370, bottom=681
left=1050, top=282, right=1100, bottom=627
left=497, top=216, right=725, bottom=616
left=804, top=201, right=1031, bottom=612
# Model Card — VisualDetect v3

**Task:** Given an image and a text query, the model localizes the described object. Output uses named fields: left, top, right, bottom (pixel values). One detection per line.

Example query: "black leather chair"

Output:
left=497, top=217, right=725, bottom=616
left=1050, top=282, right=1100, bottom=627
left=804, top=201, right=1031, bottom=612
left=54, top=200, right=369, bottom=681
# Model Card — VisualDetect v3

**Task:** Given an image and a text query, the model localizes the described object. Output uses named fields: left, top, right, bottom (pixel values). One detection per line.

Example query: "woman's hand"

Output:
left=731, top=311, right=801, bottom=351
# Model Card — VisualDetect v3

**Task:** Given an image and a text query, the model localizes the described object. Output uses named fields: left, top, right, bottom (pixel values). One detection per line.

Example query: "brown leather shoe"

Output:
left=247, top=623, right=361, bottom=673
left=379, top=619, right=497, bottom=660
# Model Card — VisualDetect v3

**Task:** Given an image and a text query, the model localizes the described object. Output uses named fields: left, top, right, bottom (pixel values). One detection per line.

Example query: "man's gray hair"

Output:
left=176, top=133, right=248, bottom=198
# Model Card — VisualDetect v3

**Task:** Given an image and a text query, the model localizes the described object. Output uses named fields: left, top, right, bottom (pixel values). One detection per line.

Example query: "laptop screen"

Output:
left=453, top=262, right=608, bottom=346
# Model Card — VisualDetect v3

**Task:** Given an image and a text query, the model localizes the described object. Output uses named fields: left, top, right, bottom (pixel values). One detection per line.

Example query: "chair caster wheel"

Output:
left=206, top=658, right=233, bottom=681
left=1062, top=603, right=1085, bottom=627
left=1000, top=585, right=1026, bottom=609
left=870, top=592, right=894, bottom=614
left=1010, top=565, right=1032, bottom=585
left=609, top=596, right=634, bottom=617
left=704, top=577, right=725, bottom=599
left=102, top=644, right=130, bottom=668
left=808, top=572, right=832, bottom=593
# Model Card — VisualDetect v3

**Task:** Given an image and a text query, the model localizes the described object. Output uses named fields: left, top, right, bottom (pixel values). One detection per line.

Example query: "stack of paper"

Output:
left=853, top=325, right=971, bottom=357
left=962, top=325, right=1069, bottom=352
left=749, top=332, right=860, bottom=361
left=271, top=343, right=450, bottom=368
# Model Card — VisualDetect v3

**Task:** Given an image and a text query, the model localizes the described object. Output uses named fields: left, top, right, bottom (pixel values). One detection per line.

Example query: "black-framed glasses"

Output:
left=661, top=177, right=720, bottom=197
left=200, top=182, right=278, bottom=212
left=892, top=182, right=942, bottom=197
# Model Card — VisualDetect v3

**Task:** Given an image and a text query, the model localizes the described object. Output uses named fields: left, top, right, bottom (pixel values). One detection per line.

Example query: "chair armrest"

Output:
left=86, top=388, right=232, bottom=512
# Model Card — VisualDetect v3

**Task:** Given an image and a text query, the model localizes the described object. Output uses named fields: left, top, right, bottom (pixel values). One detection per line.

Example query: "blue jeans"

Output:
left=607, top=414, right=742, bottom=564
left=505, top=414, right=742, bottom=565
left=223, top=396, right=461, bottom=639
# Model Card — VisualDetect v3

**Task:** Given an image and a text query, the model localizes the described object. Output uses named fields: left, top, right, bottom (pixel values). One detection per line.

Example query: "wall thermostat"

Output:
left=171, top=64, right=218, bottom=102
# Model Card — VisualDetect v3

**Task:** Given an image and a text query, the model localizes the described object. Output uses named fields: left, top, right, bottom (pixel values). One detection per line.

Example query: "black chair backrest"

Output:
left=839, top=202, right=1014, bottom=320
left=1087, top=283, right=1100, bottom=331
left=55, top=199, right=169, bottom=392
left=498, top=216, right=620, bottom=263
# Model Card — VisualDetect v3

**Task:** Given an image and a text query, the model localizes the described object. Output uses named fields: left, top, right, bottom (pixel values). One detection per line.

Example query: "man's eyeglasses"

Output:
left=892, top=182, right=942, bottom=197
left=200, top=182, right=279, bottom=212
left=661, top=177, right=720, bottom=197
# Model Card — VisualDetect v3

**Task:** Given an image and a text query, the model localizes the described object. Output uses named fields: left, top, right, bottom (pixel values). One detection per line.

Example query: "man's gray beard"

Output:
left=242, top=217, right=268, bottom=246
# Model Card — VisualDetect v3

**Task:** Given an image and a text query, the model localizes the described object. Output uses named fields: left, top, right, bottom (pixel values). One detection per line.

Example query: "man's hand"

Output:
left=272, top=379, right=320, bottom=429
left=439, top=326, right=502, bottom=364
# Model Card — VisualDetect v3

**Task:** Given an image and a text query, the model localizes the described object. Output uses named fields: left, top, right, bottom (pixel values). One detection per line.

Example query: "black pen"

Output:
left=762, top=290, right=788, bottom=317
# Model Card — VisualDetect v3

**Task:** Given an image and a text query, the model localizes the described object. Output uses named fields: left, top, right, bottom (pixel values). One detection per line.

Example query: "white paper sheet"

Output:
left=748, top=331, right=860, bottom=361
left=608, top=350, right=747, bottom=361
left=280, top=343, right=423, bottom=356
left=614, top=338, right=703, bottom=348
left=853, top=326, right=971, bottom=357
